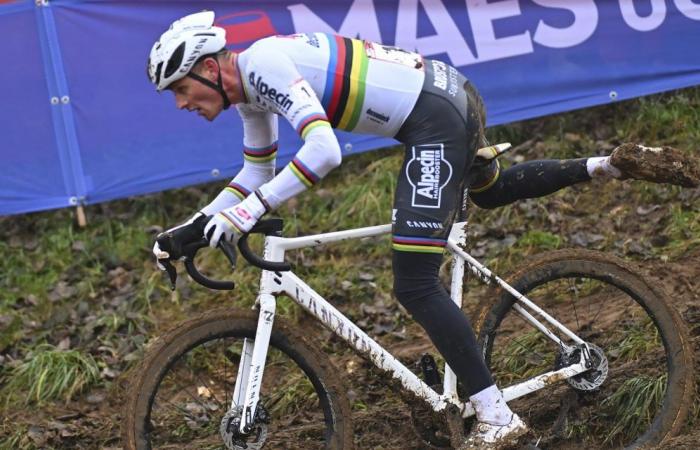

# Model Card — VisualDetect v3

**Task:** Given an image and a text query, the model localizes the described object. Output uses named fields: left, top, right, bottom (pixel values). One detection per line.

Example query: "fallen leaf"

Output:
left=101, top=367, right=119, bottom=379
left=197, top=386, right=212, bottom=398
left=27, top=426, right=48, bottom=446
left=49, top=281, right=77, bottom=302
left=57, top=337, right=71, bottom=351
left=86, top=392, right=106, bottom=404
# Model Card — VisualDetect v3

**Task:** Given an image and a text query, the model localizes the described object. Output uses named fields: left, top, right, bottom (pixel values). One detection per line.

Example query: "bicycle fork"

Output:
left=230, top=293, right=276, bottom=436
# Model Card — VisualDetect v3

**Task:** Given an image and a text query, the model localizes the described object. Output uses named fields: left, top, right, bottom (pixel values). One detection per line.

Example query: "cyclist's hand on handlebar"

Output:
left=153, top=211, right=206, bottom=269
left=204, top=194, right=267, bottom=248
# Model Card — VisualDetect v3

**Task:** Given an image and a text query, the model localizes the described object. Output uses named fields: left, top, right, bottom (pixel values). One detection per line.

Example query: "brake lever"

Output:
left=219, top=240, right=238, bottom=269
left=159, top=258, right=178, bottom=291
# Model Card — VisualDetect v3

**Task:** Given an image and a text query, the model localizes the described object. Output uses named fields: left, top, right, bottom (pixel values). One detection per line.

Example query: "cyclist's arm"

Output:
left=200, top=108, right=278, bottom=215
left=248, top=48, right=341, bottom=211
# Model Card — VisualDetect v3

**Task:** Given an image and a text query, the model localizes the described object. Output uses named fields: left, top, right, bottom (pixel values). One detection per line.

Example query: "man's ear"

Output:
left=201, top=57, right=219, bottom=78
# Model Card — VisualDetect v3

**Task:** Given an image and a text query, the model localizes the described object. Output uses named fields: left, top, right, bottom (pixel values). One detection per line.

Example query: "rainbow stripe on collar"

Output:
left=321, top=35, right=369, bottom=132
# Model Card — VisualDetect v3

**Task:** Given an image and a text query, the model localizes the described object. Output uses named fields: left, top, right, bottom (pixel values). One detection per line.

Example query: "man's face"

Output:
left=168, top=64, right=222, bottom=121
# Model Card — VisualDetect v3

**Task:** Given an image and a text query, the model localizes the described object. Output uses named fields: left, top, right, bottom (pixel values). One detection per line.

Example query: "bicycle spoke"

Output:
left=569, top=278, right=581, bottom=331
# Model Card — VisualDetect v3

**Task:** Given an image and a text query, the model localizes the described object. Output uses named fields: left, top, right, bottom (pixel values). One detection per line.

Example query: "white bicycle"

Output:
left=124, top=213, right=693, bottom=449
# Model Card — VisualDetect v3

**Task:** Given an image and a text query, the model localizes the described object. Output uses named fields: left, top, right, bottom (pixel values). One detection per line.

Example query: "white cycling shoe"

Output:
left=460, top=413, right=529, bottom=450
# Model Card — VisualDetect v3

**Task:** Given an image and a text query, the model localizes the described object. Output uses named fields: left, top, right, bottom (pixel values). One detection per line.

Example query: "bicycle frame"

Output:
left=231, top=222, right=592, bottom=434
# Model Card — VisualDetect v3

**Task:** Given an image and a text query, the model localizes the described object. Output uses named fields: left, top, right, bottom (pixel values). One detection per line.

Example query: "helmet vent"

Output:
left=154, top=62, right=163, bottom=85
left=164, top=42, right=186, bottom=79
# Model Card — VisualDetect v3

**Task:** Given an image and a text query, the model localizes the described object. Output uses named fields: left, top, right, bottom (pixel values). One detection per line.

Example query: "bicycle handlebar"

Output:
left=182, top=239, right=237, bottom=290
left=238, top=220, right=292, bottom=272
left=156, top=218, right=290, bottom=292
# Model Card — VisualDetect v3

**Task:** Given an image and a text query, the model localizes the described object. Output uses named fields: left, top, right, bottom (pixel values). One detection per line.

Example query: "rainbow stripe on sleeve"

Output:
left=243, top=142, right=278, bottom=163
left=321, top=35, right=369, bottom=132
left=288, top=157, right=320, bottom=188
left=391, top=235, right=446, bottom=254
left=224, top=182, right=251, bottom=201
left=219, top=210, right=245, bottom=233
left=296, top=112, right=331, bottom=139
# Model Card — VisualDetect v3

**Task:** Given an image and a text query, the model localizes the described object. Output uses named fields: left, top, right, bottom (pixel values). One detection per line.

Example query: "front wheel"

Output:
left=123, top=308, right=353, bottom=449
left=474, top=249, right=693, bottom=449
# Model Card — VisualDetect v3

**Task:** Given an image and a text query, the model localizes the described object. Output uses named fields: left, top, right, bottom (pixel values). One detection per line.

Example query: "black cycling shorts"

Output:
left=392, top=59, right=481, bottom=252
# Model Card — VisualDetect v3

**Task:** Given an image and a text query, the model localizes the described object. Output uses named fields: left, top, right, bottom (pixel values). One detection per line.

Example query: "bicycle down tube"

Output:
left=231, top=223, right=593, bottom=432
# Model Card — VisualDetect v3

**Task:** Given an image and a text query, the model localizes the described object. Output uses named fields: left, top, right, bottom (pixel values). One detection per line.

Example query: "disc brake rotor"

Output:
left=219, top=406, right=269, bottom=450
left=558, top=343, right=609, bottom=392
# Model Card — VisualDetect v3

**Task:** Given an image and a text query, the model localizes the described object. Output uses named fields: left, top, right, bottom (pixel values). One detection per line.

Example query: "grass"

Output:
left=265, top=371, right=317, bottom=416
left=600, top=374, right=667, bottom=444
left=663, top=203, right=700, bottom=254
left=612, top=319, right=661, bottom=363
left=490, top=330, right=554, bottom=384
left=0, top=426, right=30, bottom=450
left=515, top=230, right=562, bottom=251
left=2, top=344, right=100, bottom=406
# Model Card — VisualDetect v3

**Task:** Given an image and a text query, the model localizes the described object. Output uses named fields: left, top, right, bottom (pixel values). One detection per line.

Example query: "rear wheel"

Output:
left=474, top=249, right=693, bottom=449
left=123, top=308, right=353, bottom=449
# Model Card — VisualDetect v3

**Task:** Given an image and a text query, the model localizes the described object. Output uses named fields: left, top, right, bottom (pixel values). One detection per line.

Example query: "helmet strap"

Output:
left=186, top=57, right=231, bottom=110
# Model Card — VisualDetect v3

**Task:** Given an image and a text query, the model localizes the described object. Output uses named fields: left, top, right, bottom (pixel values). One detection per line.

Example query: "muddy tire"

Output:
left=123, top=308, right=353, bottom=449
left=474, top=249, right=693, bottom=449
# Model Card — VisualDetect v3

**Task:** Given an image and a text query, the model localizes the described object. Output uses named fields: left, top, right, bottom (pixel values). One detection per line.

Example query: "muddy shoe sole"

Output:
left=460, top=421, right=530, bottom=450
left=609, top=143, right=700, bottom=188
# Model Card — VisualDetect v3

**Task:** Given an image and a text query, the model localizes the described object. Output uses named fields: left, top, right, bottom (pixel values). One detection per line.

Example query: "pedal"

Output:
left=420, top=354, right=441, bottom=387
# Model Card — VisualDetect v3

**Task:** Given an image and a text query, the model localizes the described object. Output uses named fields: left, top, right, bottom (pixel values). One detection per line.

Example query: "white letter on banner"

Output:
left=619, top=0, right=667, bottom=31
left=395, top=0, right=476, bottom=66
left=287, top=0, right=382, bottom=41
left=466, top=0, right=533, bottom=63
left=532, top=0, right=598, bottom=48
left=674, top=0, right=700, bottom=20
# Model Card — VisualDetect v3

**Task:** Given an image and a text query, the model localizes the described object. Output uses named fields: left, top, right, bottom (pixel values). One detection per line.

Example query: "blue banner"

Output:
left=2, top=0, right=700, bottom=215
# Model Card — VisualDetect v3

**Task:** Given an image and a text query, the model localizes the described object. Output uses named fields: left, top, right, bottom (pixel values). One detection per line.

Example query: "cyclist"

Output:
left=147, top=11, right=698, bottom=449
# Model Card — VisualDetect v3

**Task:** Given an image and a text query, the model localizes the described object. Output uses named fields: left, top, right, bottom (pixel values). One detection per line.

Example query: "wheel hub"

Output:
left=557, top=343, right=608, bottom=391
left=219, top=406, right=269, bottom=450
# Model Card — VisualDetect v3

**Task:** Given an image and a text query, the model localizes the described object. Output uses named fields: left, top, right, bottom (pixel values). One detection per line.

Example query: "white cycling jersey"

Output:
left=201, top=33, right=427, bottom=216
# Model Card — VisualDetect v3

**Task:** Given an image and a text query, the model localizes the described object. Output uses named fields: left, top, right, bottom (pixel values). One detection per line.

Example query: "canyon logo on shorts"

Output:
left=406, top=143, right=453, bottom=208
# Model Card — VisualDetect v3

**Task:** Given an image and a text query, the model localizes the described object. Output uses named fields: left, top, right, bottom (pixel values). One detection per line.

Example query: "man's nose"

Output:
left=175, top=96, right=187, bottom=110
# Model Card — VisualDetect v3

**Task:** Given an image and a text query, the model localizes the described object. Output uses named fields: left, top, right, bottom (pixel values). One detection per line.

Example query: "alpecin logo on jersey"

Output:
left=406, top=144, right=453, bottom=209
left=248, top=71, right=294, bottom=111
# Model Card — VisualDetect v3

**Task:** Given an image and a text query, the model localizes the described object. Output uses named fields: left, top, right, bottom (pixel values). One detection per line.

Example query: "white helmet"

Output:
left=147, top=11, right=226, bottom=91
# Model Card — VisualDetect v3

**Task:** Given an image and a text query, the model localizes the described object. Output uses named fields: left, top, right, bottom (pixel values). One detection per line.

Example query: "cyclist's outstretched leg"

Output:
left=469, top=157, right=591, bottom=209
left=469, top=144, right=699, bottom=209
